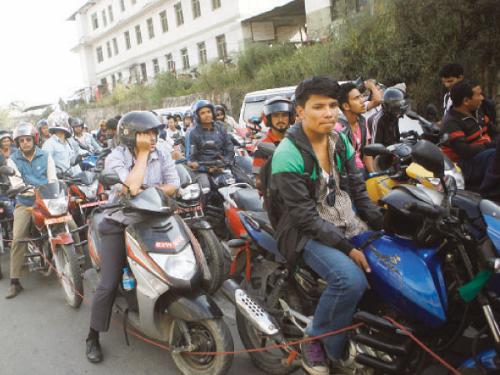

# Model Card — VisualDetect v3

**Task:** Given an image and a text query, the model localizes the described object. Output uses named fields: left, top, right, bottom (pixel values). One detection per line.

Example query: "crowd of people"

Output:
left=0, top=62, right=498, bottom=374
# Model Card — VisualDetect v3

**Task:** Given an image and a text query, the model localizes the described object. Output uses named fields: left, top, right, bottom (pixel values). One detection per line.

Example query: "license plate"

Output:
left=80, top=200, right=108, bottom=208
left=45, top=215, right=72, bottom=225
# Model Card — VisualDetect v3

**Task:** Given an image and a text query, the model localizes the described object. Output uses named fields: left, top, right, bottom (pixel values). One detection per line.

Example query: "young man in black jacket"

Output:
left=270, top=76, right=383, bottom=374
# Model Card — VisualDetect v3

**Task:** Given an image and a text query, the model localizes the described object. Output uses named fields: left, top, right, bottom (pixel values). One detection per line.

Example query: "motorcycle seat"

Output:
left=247, top=211, right=274, bottom=235
left=232, top=188, right=264, bottom=212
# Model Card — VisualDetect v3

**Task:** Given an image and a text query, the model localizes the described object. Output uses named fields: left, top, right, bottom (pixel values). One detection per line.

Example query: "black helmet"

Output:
left=184, top=110, right=193, bottom=119
left=68, top=117, right=84, bottom=129
left=263, top=96, right=293, bottom=133
left=382, top=88, right=409, bottom=117
left=214, top=105, right=225, bottom=115
left=117, top=111, right=165, bottom=148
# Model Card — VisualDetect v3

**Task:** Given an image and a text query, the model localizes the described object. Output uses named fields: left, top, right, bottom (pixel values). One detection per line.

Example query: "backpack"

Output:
left=259, top=134, right=348, bottom=229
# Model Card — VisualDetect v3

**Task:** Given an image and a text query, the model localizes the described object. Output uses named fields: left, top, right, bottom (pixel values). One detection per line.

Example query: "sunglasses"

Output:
left=326, top=173, right=336, bottom=207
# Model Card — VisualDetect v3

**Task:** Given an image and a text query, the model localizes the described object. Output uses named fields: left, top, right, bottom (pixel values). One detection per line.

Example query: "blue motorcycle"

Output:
left=231, top=141, right=500, bottom=374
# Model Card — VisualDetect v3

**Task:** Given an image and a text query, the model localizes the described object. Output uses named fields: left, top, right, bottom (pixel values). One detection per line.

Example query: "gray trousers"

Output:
left=90, top=218, right=126, bottom=332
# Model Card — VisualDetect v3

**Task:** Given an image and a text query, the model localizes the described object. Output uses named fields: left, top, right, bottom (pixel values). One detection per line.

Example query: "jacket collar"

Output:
left=286, top=123, right=315, bottom=154
left=12, top=146, right=44, bottom=162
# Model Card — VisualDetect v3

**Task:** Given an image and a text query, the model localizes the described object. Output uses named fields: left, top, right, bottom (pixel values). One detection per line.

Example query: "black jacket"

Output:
left=270, top=124, right=383, bottom=265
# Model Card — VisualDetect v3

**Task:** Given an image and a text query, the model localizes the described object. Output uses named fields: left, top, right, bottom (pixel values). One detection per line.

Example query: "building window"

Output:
left=198, top=42, right=207, bottom=65
left=192, top=0, right=201, bottom=18
left=106, top=41, right=112, bottom=58
left=112, top=38, right=119, bottom=55
left=91, top=13, right=99, bottom=30
left=212, top=0, right=221, bottom=10
left=102, top=10, right=108, bottom=27
left=147, top=18, right=155, bottom=39
left=124, top=31, right=131, bottom=49
left=140, top=62, right=148, bottom=82
left=159, top=11, right=168, bottom=32
left=120, top=0, right=126, bottom=12
left=181, top=48, right=190, bottom=70
left=216, top=34, right=228, bottom=60
left=111, top=74, right=117, bottom=88
left=96, top=47, right=104, bottom=63
left=166, top=53, right=175, bottom=72
left=174, top=3, right=184, bottom=26
left=153, top=58, right=160, bottom=75
left=135, top=25, right=142, bottom=45
left=108, top=5, right=114, bottom=22
left=117, top=72, right=123, bottom=83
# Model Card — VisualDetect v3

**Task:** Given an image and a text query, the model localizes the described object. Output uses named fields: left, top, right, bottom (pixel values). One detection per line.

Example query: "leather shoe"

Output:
left=86, top=338, right=103, bottom=363
left=5, top=283, right=23, bottom=299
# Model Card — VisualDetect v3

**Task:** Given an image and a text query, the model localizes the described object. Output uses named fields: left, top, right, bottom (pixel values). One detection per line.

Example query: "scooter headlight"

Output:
left=179, top=184, right=201, bottom=201
left=150, top=245, right=198, bottom=281
left=43, top=197, right=68, bottom=216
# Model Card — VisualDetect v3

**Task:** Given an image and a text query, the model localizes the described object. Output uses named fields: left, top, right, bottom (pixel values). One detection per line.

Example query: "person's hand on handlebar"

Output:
left=188, top=161, right=199, bottom=170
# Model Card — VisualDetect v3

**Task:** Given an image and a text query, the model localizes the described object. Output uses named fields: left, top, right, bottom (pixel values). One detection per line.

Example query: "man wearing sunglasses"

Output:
left=269, top=76, right=383, bottom=374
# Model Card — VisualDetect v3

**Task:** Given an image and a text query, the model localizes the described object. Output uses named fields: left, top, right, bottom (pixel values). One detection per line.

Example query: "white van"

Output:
left=238, top=86, right=296, bottom=128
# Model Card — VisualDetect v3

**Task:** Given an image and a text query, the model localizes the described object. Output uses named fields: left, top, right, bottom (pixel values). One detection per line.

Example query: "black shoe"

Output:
left=86, top=338, right=103, bottom=363
left=5, top=283, right=23, bottom=299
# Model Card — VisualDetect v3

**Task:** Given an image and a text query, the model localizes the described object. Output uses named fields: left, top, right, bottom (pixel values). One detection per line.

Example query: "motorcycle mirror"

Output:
left=98, top=170, right=123, bottom=187
left=363, top=143, right=392, bottom=157
left=256, top=142, right=276, bottom=158
left=0, top=165, right=15, bottom=176
left=411, top=140, right=445, bottom=178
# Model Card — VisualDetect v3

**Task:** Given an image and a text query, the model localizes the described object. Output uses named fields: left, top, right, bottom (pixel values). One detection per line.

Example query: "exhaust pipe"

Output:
left=222, top=279, right=281, bottom=338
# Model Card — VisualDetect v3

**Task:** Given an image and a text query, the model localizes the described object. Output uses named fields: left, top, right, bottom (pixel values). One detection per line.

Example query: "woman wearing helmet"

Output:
left=42, top=111, right=82, bottom=176
left=36, top=119, right=50, bottom=146
left=0, top=131, right=14, bottom=160
left=85, top=111, right=180, bottom=364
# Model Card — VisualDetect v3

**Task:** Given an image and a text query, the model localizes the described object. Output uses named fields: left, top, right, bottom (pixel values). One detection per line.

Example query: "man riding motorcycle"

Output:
left=42, top=111, right=82, bottom=176
left=69, top=117, right=103, bottom=154
left=252, top=96, right=294, bottom=187
left=187, top=99, right=234, bottom=190
left=4, top=123, right=57, bottom=298
left=85, top=111, right=180, bottom=364
left=36, top=119, right=50, bottom=147
left=269, top=76, right=383, bottom=374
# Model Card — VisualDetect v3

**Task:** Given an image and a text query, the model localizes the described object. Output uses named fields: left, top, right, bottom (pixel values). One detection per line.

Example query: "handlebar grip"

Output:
left=406, top=202, right=443, bottom=218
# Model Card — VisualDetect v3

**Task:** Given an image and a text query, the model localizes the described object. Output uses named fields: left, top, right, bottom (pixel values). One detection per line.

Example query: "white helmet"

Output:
left=47, top=110, right=72, bottom=138
left=13, top=122, right=38, bottom=146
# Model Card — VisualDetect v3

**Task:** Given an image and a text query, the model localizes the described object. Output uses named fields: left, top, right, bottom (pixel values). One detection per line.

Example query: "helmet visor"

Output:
left=263, top=102, right=292, bottom=116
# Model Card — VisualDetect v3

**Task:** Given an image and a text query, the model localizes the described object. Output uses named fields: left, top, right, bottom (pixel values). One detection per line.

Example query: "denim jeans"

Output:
left=303, top=239, right=368, bottom=360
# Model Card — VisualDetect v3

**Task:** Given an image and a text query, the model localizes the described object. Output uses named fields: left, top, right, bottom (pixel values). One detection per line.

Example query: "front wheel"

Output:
left=54, top=244, right=83, bottom=308
left=193, top=228, right=226, bottom=294
left=171, top=319, right=234, bottom=375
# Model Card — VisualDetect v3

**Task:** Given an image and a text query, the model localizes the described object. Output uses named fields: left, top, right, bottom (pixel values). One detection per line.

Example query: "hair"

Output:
left=439, top=63, right=464, bottom=79
left=450, top=79, right=480, bottom=107
left=338, top=82, right=358, bottom=107
left=105, top=117, right=119, bottom=130
left=295, top=76, right=340, bottom=107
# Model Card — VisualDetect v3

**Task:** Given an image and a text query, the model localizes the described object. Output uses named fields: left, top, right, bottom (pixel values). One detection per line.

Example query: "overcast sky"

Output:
left=0, top=0, right=84, bottom=107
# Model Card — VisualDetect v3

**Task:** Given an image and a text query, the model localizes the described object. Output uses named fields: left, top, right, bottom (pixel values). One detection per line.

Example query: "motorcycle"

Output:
left=1, top=168, right=86, bottom=308
left=232, top=140, right=500, bottom=374
left=87, top=170, right=236, bottom=375
left=0, top=178, right=14, bottom=255
left=80, top=148, right=111, bottom=172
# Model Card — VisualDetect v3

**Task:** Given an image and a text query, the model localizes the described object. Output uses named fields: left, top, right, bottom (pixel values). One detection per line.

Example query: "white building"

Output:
left=69, top=0, right=306, bottom=96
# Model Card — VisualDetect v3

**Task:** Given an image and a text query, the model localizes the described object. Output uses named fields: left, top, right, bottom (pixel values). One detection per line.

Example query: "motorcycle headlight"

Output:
left=179, top=184, right=201, bottom=201
left=150, top=245, right=198, bottom=281
left=43, top=197, right=68, bottom=216
left=78, top=180, right=99, bottom=200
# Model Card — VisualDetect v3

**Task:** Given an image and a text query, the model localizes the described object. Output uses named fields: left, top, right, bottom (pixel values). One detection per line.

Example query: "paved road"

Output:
left=0, top=255, right=268, bottom=375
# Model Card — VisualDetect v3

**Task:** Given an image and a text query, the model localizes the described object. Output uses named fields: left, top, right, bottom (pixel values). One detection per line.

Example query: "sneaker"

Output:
left=5, top=283, right=23, bottom=299
left=300, top=339, right=329, bottom=375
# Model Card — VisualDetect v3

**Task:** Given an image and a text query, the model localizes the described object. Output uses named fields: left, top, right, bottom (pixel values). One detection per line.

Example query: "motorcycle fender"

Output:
left=50, top=232, right=74, bottom=247
left=189, top=220, right=212, bottom=230
left=165, top=294, right=223, bottom=321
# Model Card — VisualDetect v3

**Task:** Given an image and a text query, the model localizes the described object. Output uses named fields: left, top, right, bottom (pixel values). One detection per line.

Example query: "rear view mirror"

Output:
left=363, top=144, right=391, bottom=157
left=411, top=140, right=445, bottom=178
left=0, top=165, right=15, bottom=176
left=98, top=170, right=122, bottom=186
left=256, top=142, right=276, bottom=158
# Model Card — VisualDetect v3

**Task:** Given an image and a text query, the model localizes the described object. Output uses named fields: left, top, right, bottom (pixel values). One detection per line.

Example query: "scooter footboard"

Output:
left=165, top=294, right=223, bottom=321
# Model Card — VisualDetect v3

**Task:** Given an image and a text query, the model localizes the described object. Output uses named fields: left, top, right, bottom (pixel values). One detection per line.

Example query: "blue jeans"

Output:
left=303, top=240, right=368, bottom=360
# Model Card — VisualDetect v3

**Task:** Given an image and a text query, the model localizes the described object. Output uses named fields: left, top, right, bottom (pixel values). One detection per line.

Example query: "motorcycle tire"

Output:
left=54, top=244, right=83, bottom=308
left=171, top=319, right=234, bottom=375
left=236, top=309, right=299, bottom=375
left=193, top=228, right=226, bottom=294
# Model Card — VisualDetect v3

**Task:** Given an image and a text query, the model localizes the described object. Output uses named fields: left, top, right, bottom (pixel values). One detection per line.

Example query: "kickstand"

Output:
left=123, top=308, right=130, bottom=346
